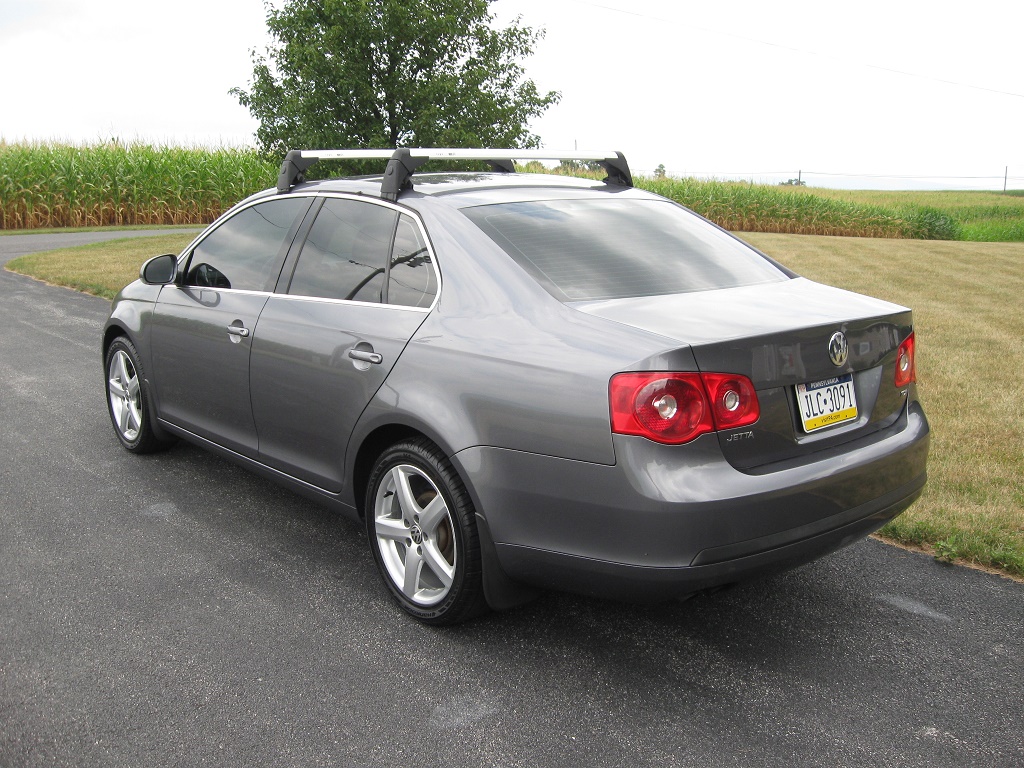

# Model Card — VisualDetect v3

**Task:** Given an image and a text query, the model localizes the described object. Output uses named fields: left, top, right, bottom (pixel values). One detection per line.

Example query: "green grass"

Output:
left=7, top=232, right=1023, bottom=579
left=5, top=235, right=194, bottom=299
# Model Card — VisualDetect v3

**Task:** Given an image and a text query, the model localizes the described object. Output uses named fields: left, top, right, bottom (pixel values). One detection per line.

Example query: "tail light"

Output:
left=610, top=371, right=759, bottom=445
left=895, top=332, right=916, bottom=387
left=701, top=372, right=761, bottom=430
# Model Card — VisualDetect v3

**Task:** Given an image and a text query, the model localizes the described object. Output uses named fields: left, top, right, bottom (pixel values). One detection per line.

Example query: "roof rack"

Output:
left=276, top=148, right=633, bottom=200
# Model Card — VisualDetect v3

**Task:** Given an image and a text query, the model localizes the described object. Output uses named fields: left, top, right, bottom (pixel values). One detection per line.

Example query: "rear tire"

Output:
left=365, top=438, right=487, bottom=625
left=104, top=337, right=174, bottom=454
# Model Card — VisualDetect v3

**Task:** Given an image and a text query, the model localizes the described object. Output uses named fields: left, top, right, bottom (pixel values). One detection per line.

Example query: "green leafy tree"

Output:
left=232, top=0, right=560, bottom=157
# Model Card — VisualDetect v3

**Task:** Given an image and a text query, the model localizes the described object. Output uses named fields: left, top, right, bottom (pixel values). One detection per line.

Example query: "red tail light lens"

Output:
left=610, top=372, right=759, bottom=445
left=701, top=373, right=761, bottom=430
left=895, top=332, right=916, bottom=387
left=610, top=373, right=714, bottom=444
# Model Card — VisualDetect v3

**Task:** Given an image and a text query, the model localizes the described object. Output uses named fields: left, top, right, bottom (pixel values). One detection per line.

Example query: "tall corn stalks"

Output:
left=0, top=141, right=276, bottom=229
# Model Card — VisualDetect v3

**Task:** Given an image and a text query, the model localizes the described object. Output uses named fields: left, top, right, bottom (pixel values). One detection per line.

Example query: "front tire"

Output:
left=104, top=337, right=173, bottom=454
left=365, top=439, right=486, bottom=625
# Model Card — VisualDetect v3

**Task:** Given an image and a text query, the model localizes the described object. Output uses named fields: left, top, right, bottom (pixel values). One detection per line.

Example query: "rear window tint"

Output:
left=462, top=199, right=787, bottom=301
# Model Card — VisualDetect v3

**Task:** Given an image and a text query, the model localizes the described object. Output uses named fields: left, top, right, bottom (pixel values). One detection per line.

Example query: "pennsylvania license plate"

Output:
left=795, top=373, right=858, bottom=433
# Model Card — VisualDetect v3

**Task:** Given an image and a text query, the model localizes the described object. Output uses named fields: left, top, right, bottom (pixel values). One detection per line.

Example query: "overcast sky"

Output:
left=1, top=0, right=1021, bottom=189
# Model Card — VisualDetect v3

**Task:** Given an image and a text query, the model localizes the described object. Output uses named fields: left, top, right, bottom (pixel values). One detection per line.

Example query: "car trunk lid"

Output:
left=571, top=278, right=915, bottom=470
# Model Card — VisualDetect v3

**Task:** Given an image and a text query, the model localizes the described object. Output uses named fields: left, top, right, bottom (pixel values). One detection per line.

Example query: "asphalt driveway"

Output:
left=1, top=231, right=1021, bottom=767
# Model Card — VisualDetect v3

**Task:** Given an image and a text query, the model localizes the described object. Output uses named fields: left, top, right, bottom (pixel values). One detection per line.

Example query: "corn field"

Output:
left=638, top=177, right=962, bottom=240
left=524, top=163, right=964, bottom=240
left=0, top=142, right=977, bottom=240
left=0, top=141, right=276, bottom=229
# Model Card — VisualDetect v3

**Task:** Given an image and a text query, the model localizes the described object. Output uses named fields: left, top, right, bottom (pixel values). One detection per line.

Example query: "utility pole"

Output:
left=1005, top=166, right=1009, bottom=194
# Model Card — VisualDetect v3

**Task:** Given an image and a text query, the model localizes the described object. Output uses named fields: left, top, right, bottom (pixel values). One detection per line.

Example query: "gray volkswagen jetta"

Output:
left=103, top=148, right=929, bottom=624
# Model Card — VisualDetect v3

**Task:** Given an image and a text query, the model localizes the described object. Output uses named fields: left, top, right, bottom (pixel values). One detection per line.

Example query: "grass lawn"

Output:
left=6, top=231, right=1023, bottom=578
left=5, top=234, right=194, bottom=299
left=740, top=233, right=1023, bottom=578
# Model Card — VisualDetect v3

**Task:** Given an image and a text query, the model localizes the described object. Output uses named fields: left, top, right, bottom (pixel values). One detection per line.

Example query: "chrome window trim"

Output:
left=175, top=193, right=289, bottom=268
left=266, top=292, right=433, bottom=313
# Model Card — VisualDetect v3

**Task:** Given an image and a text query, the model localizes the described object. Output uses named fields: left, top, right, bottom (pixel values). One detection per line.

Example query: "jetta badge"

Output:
left=828, top=331, right=849, bottom=367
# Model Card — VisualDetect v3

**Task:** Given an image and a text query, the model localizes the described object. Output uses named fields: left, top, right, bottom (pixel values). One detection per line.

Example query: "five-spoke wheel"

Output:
left=366, top=439, right=485, bottom=624
left=108, top=347, right=143, bottom=443
left=104, top=337, right=173, bottom=454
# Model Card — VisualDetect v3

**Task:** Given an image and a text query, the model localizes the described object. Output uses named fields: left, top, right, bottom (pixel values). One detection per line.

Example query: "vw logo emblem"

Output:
left=828, top=331, right=849, bottom=367
left=410, top=524, right=423, bottom=545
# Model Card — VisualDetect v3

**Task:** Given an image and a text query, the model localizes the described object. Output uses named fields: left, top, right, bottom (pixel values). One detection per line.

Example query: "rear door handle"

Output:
left=348, top=349, right=383, bottom=365
left=226, top=325, right=250, bottom=338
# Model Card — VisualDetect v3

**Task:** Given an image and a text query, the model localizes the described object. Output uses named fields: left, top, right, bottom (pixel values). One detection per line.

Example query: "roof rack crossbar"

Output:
left=275, top=148, right=634, bottom=197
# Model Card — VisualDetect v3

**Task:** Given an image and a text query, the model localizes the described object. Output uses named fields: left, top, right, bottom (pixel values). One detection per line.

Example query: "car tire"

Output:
left=104, top=337, right=174, bottom=454
left=365, top=438, right=487, bottom=625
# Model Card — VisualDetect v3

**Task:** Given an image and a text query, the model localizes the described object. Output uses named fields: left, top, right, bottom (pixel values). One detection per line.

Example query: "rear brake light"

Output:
left=610, top=371, right=759, bottom=445
left=701, top=372, right=761, bottom=430
left=895, top=332, right=916, bottom=387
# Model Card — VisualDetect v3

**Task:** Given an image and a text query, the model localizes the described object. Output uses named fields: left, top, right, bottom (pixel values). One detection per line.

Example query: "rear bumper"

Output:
left=494, top=474, right=923, bottom=602
left=452, top=402, right=929, bottom=603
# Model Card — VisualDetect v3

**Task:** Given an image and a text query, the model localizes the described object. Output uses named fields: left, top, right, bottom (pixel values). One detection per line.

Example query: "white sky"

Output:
left=1, top=0, right=1021, bottom=189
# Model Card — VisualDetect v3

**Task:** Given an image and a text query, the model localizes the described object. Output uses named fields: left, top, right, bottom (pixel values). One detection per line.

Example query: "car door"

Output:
left=249, top=196, right=438, bottom=491
left=149, top=197, right=312, bottom=457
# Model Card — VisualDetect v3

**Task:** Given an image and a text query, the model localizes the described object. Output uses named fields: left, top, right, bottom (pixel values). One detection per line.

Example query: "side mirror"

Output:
left=140, top=253, right=178, bottom=285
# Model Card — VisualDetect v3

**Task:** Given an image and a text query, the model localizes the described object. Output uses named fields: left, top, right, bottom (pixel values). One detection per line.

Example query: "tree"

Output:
left=654, top=163, right=666, bottom=179
left=231, top=0, right=560, bottom=158
left=555, top=159, right=602, bottom=174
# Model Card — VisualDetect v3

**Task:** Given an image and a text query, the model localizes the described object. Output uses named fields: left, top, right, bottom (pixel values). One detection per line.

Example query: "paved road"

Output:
left=1, top=232, right=1022, bottom=767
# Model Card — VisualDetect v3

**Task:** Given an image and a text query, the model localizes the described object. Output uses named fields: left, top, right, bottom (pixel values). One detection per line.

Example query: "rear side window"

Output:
left=388, top=215, right=437, bottom=308
left=185, top=197, right=309, bottom=291
left=288, top=198, right=397, bottom=303
left=462, top=199, right=787, bottom=301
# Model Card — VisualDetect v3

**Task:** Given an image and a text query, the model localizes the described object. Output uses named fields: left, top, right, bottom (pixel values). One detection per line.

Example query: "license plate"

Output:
left=795, top=373, right=858, bottom=433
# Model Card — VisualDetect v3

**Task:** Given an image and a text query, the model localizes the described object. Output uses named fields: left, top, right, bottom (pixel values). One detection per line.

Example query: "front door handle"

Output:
left=226, top=325, right=250, bottom=338
left=348, top=349, right=383, bottom=365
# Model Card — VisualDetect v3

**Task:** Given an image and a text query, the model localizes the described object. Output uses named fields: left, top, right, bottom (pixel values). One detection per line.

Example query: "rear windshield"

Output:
left=462, top=198, right=788, bottom=301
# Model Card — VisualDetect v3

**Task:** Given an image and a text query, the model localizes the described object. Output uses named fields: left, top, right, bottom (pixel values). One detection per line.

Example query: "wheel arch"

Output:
left=350, top=422, right=538, bottom=613
left=101, top=320, right=173, bottom=444
left=102, top=331, right=176, bottom=450
left=102, top=321, right=131, bottom=357
left=351, top=423, right=430, bottom=519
